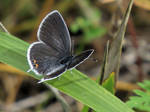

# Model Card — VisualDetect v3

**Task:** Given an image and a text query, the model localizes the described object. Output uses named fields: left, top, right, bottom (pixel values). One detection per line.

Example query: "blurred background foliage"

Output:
left=0, top=0, right=150, bottom=112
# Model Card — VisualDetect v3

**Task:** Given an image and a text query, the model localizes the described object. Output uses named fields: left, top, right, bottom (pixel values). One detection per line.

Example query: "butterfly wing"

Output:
left=27, top=42, right=66, bottom=76
left=37, top=10, right=71, bottom=56
left=67, top=49, right=94, bottom=69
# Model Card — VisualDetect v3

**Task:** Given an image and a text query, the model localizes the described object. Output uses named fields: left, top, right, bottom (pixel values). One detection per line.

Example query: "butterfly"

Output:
left=27, top=10, right=94, bottom=83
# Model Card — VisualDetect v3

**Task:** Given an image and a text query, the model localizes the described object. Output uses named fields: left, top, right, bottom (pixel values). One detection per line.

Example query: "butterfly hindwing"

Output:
left=27, top=42, right=66, bottom=76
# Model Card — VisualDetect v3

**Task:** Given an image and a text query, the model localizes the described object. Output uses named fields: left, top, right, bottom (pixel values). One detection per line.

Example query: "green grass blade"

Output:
left=0, top=32, right=134, bottom=112
left=104, top=0, right=133, bottom=78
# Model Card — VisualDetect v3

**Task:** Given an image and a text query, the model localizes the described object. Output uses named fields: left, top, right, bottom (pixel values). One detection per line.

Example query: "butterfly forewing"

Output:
left=37, top=10, right=71, bottom=56
left=67, top=49, right=94, bottom=69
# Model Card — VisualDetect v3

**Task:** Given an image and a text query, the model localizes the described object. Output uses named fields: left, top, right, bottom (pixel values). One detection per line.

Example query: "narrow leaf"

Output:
left=0, top=32, right=134, bottom=112
left=104, top=0, right=133, bottom=79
